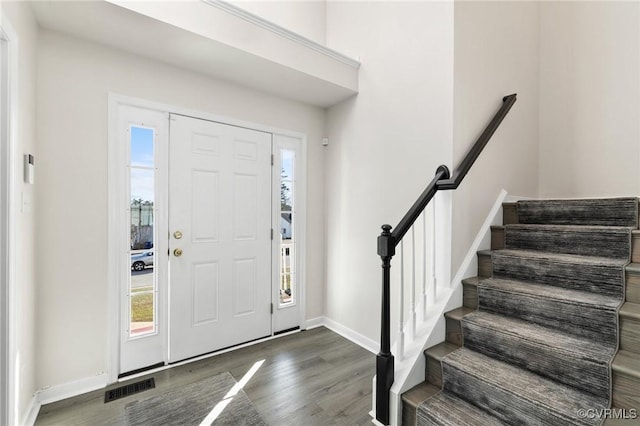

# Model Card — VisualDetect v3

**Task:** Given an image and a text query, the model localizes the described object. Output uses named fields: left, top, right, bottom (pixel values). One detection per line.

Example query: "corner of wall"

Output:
left=22, top=396, right=40, bottom=426
left=2, top=2, right=40, bottom=424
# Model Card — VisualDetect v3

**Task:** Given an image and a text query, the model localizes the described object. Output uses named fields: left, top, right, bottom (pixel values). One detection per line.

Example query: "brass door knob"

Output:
left=173, top=248, right=183, bottom=257
left=173, top=231, right=183, bottom=239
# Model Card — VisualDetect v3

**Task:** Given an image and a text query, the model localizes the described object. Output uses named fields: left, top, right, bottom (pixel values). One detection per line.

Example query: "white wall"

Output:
left=228, top=0, right=326, bottom=44
left=1, top=1, right=38, bottom=423
left=451, top=1, right=540, bottom=275
left=36, top=29, right=325, bottom=389
left=324, top=1, right=454, bottom=343
left=538, top=1, right=640, bottom=198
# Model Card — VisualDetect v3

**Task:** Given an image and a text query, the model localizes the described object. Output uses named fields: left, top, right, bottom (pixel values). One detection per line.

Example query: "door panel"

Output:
left=169, top=114, right=272, bottom=363
left=192, top=170, right=219, bottom=242
left=192, top=262, right=219, bottom=325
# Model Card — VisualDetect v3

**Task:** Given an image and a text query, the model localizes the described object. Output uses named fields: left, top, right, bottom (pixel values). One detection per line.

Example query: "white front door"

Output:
left=168, top=114, right=272, bottom=363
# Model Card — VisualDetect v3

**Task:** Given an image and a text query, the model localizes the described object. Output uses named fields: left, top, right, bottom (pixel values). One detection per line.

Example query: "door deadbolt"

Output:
left=173, top=248, right=183, bottom=257
left=173, top=231, right=183, bottom=239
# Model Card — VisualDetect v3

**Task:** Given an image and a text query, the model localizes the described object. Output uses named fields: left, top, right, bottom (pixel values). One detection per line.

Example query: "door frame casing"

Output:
left=107, top=93, right=307, bottom=382
left=0, top=15, right=18, bottom=426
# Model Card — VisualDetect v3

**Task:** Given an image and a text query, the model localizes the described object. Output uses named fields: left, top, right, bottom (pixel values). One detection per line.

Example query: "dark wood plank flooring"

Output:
left=35, top=327, right=375, bottom=426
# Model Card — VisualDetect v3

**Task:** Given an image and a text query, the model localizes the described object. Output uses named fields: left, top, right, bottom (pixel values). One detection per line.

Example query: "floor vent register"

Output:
left=104, top=378, right=156, bottom=403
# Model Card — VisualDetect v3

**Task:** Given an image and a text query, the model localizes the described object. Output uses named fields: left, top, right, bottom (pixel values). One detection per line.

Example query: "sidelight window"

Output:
left=279, top=149, right=295, bottom=306
left=128, top=126, right=157, bottom=336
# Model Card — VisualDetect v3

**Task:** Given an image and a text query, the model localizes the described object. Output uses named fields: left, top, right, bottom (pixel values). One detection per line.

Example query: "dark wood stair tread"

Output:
left=620, top=302, right=640, bottom=320
left=444, top=306, right=475, bottom=321
left=401, top=382, right=440, bottom=407
left=425, top=341, right=459, bottom=360
left=462, top=276, right=488, bottom=286
left=612, top=350, right=640, bottom=380
left=625, top=263, right=640, bottom=273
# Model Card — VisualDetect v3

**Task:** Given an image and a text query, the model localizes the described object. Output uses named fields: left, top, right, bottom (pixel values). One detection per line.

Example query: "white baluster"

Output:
left=422, top=211, right=428, bottom=320
left=410, top=226, right=416, bottom=338
left=432, top=200, right=437, bottom=302
left=398, top=239, right=405, bottom=361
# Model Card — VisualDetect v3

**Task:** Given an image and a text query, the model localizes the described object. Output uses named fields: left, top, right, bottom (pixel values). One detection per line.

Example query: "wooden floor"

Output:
left=35, top=327, right=375, bottom=426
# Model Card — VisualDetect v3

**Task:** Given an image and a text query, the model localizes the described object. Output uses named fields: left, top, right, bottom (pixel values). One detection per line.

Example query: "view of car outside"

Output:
left=131, top=250, right=153, bottom=271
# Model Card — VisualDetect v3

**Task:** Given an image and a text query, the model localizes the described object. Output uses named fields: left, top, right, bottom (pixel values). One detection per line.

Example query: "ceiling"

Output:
left=30, top=0, right=359, bottom=108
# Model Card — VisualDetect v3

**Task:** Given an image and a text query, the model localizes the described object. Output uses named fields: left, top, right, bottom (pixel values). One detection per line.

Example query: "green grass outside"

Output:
left=131, top=292, right=153, bottom=322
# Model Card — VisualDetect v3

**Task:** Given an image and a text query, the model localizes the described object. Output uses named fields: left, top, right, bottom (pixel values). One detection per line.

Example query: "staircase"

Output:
left=402, top=198, right=640, bottom=425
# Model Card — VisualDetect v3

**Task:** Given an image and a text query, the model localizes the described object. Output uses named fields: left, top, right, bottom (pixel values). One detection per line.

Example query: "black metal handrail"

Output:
left=375, top=93, right=517, bottom=425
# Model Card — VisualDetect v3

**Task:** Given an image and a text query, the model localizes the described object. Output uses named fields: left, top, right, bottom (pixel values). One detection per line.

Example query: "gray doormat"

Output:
left=125, top=372, right=268, bottom=426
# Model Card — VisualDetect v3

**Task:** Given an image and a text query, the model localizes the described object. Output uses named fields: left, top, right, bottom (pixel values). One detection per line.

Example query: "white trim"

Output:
left=303, top=316, right=379, bottom=354
left=109, top=94, right=308, bottom=141
left=370, top=413, right=384, bottom=426
left=314, top=316, right=378, bottom=354
left=22, top=396, right=40, bottom=426
left=22, top=374, right=110, bottom=425
left=298, top=137, right=308, bottom=332
left=0, top=15, right=18, bottom=426
left=304, top=316, right=324, bottom=330
left=107, top=95, right=120, bottom=384
left=108, top=93, right=309, bottom=382
left=504, top=194, right=534, bottom=203
left=201, top=0, right=361, bottom=69
left=36, top=373, right=109, bottom=406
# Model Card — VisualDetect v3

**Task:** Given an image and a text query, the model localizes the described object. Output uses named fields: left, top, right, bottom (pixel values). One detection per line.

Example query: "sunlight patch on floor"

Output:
left=198, top=359, right=265, bottom=426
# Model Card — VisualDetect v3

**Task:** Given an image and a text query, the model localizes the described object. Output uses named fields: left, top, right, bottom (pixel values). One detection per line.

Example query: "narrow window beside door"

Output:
left=279, top=149, right=295, bottom=306
left=129, top=126, right=157, bottom=336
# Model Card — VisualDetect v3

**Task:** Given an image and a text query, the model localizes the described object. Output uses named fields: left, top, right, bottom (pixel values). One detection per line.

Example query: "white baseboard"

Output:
left=304, top=316, right=324, bottom=330
left=24, top=373, right=109, bottom=424
left=304, top=316, right=378, bottom=354
left=504, top=194, right=534, bottom=203
left=36, top=373, right=108, bottom=406
left=322, top=317, right=378, bottom=354
left=370, top=411, right=384, bottom=426
left=22, top=395, right=40, bottom=426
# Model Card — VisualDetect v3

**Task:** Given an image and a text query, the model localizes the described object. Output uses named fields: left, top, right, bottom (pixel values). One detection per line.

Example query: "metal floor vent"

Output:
left=104, top=378, right=155, bottom=403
